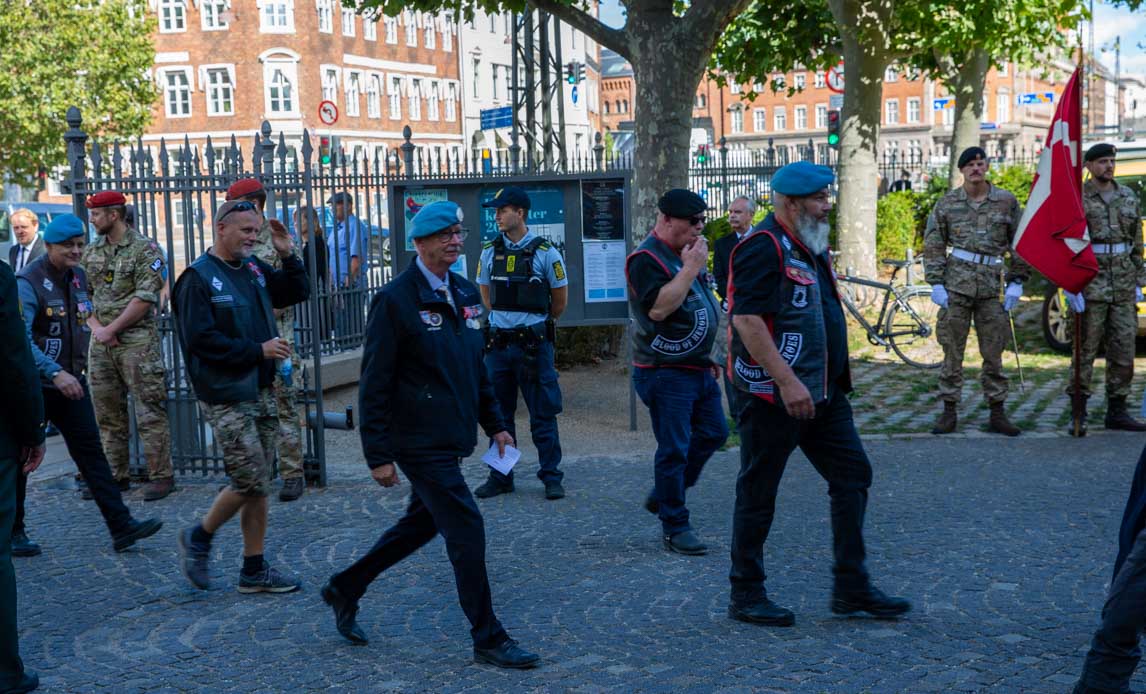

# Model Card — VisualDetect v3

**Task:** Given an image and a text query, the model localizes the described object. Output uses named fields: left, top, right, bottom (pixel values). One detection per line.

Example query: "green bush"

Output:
left=990, top=163, right=1035, bottom=201
left=702, top=201, right=772, bottom=271
left=876, top=191, right=920, bottom=261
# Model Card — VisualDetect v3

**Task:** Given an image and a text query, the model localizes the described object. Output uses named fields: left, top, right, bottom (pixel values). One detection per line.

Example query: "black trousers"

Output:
left=0, top=456, right=25, bottom=689
left=330, top=456, right=507, bottom=650
left=16, top=384, right=133, bottom=538
left=729, top=388, right=872, bottom=603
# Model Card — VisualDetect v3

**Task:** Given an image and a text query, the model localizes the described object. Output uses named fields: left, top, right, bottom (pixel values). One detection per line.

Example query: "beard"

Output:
left=795, top=210, right=831, bottom=255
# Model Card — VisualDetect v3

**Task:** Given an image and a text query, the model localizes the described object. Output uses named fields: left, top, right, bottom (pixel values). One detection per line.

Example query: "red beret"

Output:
left=226, top=178, right=265, bottom=201
left=85, top=191, right=126, bottom=209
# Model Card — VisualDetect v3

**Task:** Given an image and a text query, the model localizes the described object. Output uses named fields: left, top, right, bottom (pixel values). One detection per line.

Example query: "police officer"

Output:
left=626, top=189, right=728, bottom=556
left=82, top=190, right=174, bottom=500
left=473, top=187, right=569, bottom=500
left=226, top=178, right=308, bottom=500
left=727, top=162, right=910, bottom=626
left=321, top=201, right=540, bottom=669
left=1064, top=143, right=1146, bottom=434
left=925, top=146, right=1030, bottom=436
left=15, top=214, right=163, bottom=554
left=172, top=199, right=309, bottom=595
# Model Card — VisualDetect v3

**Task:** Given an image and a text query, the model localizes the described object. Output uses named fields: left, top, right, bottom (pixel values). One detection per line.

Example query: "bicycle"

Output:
left=835, top=257, right=942, bottom=369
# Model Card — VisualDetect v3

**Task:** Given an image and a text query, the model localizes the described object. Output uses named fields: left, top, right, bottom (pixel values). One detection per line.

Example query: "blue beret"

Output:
left=410, top=201, right=464, bottom=239
left=481, top=186, right=531, bottom=210
left=44, top=214, right=85, bottom=243
left=771, top=161, right=835, bottom=197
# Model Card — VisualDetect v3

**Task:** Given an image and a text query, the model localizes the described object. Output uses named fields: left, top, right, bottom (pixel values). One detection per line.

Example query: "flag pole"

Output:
left=1072, top=23, right=1086, bottom=437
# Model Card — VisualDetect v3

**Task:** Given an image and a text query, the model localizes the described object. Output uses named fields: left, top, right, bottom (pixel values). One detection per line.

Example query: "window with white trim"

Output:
left=445, top=83, right=457, bottom=121
left=316, top=0, right=332, bottom=33
left=405, top=11, right=418, bottom=46
left=345, top=72, right=361, bottom=116
left=201, top=0, right=228, bottom=30
left=162, top=68, right=193, bottom=117
left=366, top=75, right=381, bottom=118
left=795, top=105, right=807, bottom=130
left=772, top=74, right=786, bottom=90
left=731, top=109, right=744, bottom=133
left=409, top=78, right=422, bottom=120
left=258, top=0, right=293, bottom=33
left=425, top=15, right=436, bottom=48
left=491, top=64, right=500, bottom=101
left=907, top=97, right=921, bottom=123
left=814, top=71, right=825, bottom=89
left=753, top=108, right=766, bottom=132
left=384, top=15, right=397, bottom=43
left=322, top=68, right=339, bottom=103
left=262, top=52, right=299, bottom=115
left=428, top=82, right=440, bottom=120
left=997, top=92, right=1010, bottom=123
left=884, top=66, right=898, bottom=82
left=471, top=58, right=480, bottom=99
left=885, top=98, right=899, bottom=125
left=341, top=8, right=355, bottom=36
left=158, top=0, right=186, bottom=32
left=815, top=104, right=827, bottom=128
left=204, top=67, right=234, bottom=116
left=794, top=73, right=806, bottom=90
left=730, top=82, right=741, bottom=95
left=774, top=107, right=786, bottom=131
left=363, top=16, right=377, bottom=40
left=442, top=18, right=452, bottom=52
left=389, top=77, right=402, bottom=119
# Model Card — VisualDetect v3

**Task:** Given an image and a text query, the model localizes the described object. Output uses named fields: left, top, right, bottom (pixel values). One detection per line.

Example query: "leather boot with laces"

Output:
left=1105, top=397, right=1146, bottom=431
left=987, top=402, right=1021, bottom=436
left=931, top=402, right=957, bottom=434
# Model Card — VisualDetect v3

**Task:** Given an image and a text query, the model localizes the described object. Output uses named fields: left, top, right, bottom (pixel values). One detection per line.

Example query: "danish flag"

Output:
left=1012, top=68, right=1098, bottom=294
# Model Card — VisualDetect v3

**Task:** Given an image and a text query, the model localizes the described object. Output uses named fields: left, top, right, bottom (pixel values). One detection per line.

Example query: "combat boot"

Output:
left=987, top=402, right=1021, bottom=436
left=1068, top=396, right=1089, bottom=437
left=931, top=402, right=957, bottom=434
left=1105, top=397, right=1146, bottom=431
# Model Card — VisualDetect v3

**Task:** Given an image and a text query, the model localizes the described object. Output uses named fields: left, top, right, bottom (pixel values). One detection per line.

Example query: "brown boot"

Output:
left=931, top=402, right=957, bottom=434
left=987, top=402, right=1021, bottom=436
left=1105, top=397, right=1146, bottom=431
left=142, top=477, right=175, bottom=501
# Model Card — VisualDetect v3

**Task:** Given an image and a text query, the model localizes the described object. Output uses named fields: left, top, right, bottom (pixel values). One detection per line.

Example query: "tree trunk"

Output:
left=828, top=0, right=891, bottom=278
left=946, top=47, right=990, bottom=188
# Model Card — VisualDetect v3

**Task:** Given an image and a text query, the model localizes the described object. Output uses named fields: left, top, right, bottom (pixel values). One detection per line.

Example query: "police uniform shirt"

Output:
left=730, top=217, right=849, bottom=389
left=477, top=231, right=568, bottom=329
left=328, top=214, right=365, bottom=284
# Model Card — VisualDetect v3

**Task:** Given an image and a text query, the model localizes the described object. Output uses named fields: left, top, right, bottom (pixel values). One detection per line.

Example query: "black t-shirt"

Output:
left=628, top=252, right=675, bottom=315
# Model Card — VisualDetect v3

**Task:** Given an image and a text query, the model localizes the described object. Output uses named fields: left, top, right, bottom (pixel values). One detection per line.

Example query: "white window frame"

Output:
left=159, top=66, right=194, bottom=118
left=341, top=8, right=355, bottom=36
left=158, top=0, right=187, bottom=33
left=730, top=108, right=744, bottom=133
left=366, top=73, right=381, bottom=118
left=815, top=104, right=827, bottom=128
left=471, top=57, right=481, bottom=99
left=200, top=0, right=229, bottom=31
left=408, top=78, right=422, bottom=120
left=424, top=14, right=436, bottom=49
left=442, top=17, right=452, bottom=52
left=997, top=92, right=1010, bottom=123
left=884, top=66, right=898, bottom=83
left=321, top=65, right=340, bottom=104
left=774, top=107, right=786, bottom=131
left=814, top=72, right=825, bottom=89
left=363, top=16, right=377, bottom=40
left=771, top=74, right=786, bottom=90
left=491, top=64, right=501, bottom=101
left=794, top=73, right=806, bottom=90
left=405, top=10, right=418, bottom=46
left=316, top=0, right=333, bottom=33
left=428, top=81, right=440, bottom=121
left=384, top=15, right=398, bottom=43
left=753, top=108, right=766, bottom=132
left=344, top=70, right=361, bottom=117
left=388, top=76, right=402, bottom=119
left=257, top=0, right=294, bottom=33
left=260, top=49, right=301, bottom=117
left=199, top=64, right=236, bottom=117
left=885, top=98, right=899, bottom=125
left=445, top=82, right=457, bottom=121
left=907, top=97, right=921, bottom=124
left=795, top=105, right=808, bottom=130
left=730, top=82, right=741, bottom=95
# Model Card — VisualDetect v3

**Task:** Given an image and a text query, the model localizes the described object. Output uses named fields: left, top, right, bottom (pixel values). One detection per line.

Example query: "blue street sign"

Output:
left=480, top=106, right=513, bottom=130
left=932, top=97, right=954, bottom=111
left=1017, top=92, right=1055, bottom=106
left=980, top=122, right=998, bottom=130
left=571, top=86, right=579, bottom=105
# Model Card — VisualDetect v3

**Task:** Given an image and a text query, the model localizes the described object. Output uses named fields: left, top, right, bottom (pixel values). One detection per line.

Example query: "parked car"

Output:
left=0, top=202, right=73, bottom=261
left=1042, top=140, right=1146, bottom=352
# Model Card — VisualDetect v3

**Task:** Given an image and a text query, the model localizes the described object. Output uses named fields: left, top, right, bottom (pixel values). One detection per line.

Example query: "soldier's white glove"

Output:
left=1002, top=282, right=1023, bottom=312
left=930, top=284, right=949, bottom=309
left=1064, top=291, right=1086, bottom=313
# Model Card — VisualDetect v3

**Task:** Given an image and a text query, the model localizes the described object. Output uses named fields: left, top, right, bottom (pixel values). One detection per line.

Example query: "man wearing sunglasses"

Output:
left=172, top=198, right=309, bottom=595
left=322, top=201, right=539, bottom=669
left=626, top=188, right=728, bottom=557
left=726, top=161, right=910, bottom=627
left=473, top=186, right=569, bottom=501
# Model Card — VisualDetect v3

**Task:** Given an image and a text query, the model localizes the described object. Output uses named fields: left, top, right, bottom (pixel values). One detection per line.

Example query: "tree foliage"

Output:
left=0, top=0, right=156, bottom=183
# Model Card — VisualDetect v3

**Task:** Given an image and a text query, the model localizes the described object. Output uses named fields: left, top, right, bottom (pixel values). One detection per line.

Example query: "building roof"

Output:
left=600, top=48, right=633, bottom=78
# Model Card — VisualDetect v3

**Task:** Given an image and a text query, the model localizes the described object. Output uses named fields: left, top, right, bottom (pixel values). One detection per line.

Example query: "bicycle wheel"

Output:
left=885, top=286, right=942, bottom=369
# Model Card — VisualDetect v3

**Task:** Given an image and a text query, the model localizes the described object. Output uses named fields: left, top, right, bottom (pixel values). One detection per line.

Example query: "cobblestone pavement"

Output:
left=14, top=432, right=1146, bottom=692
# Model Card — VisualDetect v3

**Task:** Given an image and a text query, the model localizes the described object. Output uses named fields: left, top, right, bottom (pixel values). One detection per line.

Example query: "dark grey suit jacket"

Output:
left=7, top=237, right=44, bottom=271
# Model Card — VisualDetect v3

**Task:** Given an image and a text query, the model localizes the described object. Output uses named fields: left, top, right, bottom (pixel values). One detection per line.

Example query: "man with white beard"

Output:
left=724, top=161, right=911, bottom=627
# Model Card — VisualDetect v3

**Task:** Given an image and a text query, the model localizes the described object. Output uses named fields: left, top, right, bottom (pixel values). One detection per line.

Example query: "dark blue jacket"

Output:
left=359, top=259, right=505, bottom=468
left=1115, top=443, right=1146, bottom=580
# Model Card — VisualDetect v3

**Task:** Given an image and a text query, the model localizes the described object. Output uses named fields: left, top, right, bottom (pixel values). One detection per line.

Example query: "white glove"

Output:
left=1136, top=287, right=1144, bottom=303
left=1002, top=282, right=1023, bottom=312
left=1064, top=290, right=1086, bottom=313
left=930, top=284, right=948, bottom=309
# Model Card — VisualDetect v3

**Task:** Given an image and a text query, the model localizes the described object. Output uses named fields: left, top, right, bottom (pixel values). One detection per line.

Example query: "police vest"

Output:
left=487, top=236, right=551, bottom=314
left=627, top=235, right=720, bottom=368
left=727, top=227, right=839, bottom=407
left=19, top=256, right=93, bottom=387
left=181, top=253, right=277, bottom=404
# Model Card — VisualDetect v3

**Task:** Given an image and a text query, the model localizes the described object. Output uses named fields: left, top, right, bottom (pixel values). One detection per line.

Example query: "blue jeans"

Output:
left=484, top=341, right=563, bottom=485
left=633, top=367, right=728, bottom=536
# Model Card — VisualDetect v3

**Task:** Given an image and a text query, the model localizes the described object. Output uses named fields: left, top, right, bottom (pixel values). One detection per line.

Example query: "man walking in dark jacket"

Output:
left=320, top=201, right=539, bottom=670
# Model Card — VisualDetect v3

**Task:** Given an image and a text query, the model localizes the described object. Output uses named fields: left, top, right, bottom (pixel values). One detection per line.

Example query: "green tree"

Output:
left=351, top=0, right=753, bottom=238
left=0, top=0, right=155, bottom=183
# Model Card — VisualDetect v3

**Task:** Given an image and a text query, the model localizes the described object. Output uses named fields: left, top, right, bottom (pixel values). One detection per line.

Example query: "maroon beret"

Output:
left=85, top=190, right=126, bottom=209
left=226, top=178, right=265, bottom=201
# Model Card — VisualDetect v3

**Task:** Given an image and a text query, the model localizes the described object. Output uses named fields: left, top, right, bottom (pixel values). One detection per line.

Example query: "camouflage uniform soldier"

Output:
left=82, top=190, right=174, bottom=501
left=226, top=179, right=306, bottom=501
left=1063, top=143, right=1146, bottom=433
left=924, top=147, right=1030, bottom=436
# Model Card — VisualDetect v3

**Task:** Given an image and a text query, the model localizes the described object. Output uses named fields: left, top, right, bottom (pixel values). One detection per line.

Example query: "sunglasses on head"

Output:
left=219, top=200, right=258, bottom=221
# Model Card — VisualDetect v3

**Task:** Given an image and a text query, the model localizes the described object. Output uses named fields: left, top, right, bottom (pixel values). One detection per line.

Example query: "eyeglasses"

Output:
left=218, top=200, right=258, bottom=221
left=432, top=227, right=468, bottom=242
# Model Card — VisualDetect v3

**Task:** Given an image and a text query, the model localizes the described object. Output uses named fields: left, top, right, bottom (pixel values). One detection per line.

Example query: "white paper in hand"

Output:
left=482, top=444, right=520, bottom=475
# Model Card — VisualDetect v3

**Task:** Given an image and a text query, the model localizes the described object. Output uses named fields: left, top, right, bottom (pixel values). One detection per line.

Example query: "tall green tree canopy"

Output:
left=0, top=0, right=155, bottom=183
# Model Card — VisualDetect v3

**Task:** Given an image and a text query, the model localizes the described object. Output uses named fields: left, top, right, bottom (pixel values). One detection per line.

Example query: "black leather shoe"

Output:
left=831, top=585, right=912, bottom=618
left=473, top=638, right=540, bottom=669
left=474, top=479, right=513, bottom=499
left=544, top=480, right=565, bottom=500
left=112, top=518, right=163, bottom=552
left=663, top=530, right=707, bottom=555
left=728, top=599, right=796, bottom=627
left=4, top=669, right=38, bottom=693
left=10, top=532, right=41, bottom=558
left=116, top=478, right=131, bottom=492
left=321, top=580, right=368, bottom=645
left=643, top=490, right=658, bottom=514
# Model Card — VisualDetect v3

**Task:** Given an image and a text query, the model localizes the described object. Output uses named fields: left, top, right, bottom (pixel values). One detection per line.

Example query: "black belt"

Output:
left=489, top=324, right=546, bottom=349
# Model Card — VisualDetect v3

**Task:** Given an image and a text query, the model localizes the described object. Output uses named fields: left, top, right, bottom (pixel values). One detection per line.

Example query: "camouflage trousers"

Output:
left=200, top=388, right=278, bottom=497
left=88, top=337, right=172, bottom=482
left=1067, top=298, right=1137, bottom=400
left=936, top=291, right=1010, bottom=405
left=273, top=363, right=304, bottom=480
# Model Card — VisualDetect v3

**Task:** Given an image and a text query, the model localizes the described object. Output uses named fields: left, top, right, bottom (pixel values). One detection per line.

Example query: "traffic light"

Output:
left=320, top=136, right=331, bottom=165
left=576, top=62, right=585, bottom=84
left=827, top=109, right=841, bottom=149
left=696, top=144, right=709, bottom=164
left=330, top=135, right=342, bottom=166
left=566, top=62, right=577, bottom=85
